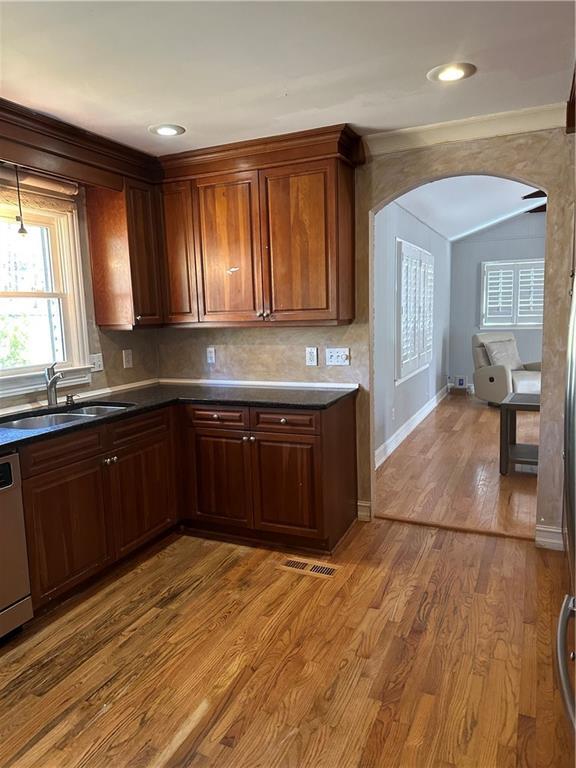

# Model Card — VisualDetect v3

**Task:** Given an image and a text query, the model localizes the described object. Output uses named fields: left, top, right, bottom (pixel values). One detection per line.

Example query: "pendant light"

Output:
left=14, top=165, right=28, bottom=236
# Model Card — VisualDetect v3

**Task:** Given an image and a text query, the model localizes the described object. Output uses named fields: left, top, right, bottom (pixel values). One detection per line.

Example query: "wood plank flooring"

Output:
left=375, top=395, right=539, bottom=539
left=0, top=521, right=572, bottom=767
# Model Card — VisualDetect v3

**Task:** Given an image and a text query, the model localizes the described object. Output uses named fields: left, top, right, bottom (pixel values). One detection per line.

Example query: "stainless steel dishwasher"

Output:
left=0, top=453, right=33, bottom=639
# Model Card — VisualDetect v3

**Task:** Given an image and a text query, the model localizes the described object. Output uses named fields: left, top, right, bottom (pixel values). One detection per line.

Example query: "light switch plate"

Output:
left=122, top=349, right=133, bottom=369
left=89, top=353, right=104, bottom=372
left=206, top=346, right=216, bottom=365
left=305, top=347, right=318, bottom=366
left=325, top=348, right=350, bottom=366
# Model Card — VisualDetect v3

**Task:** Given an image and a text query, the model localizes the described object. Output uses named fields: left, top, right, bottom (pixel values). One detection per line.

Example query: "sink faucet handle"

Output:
left=65, top=394, right=77, bottom=406
left=45, top=361, right=58, bottom=378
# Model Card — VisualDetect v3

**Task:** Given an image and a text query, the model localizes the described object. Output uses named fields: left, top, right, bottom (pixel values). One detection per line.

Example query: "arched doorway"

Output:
left=370, top=174, right=547, bottom=538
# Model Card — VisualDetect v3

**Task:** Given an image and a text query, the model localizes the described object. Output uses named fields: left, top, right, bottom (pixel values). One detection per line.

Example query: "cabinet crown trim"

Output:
left=160, top=124, right=365, bottom=178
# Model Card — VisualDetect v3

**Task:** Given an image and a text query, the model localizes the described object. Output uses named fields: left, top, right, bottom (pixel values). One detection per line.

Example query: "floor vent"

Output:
left=278, top=558, right=339, bottom=578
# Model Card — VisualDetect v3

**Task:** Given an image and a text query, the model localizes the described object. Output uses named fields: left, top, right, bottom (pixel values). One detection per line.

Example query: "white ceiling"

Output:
left=0, top=2, right=573, bottom=154
left=395, top=176, right=544, bottom=241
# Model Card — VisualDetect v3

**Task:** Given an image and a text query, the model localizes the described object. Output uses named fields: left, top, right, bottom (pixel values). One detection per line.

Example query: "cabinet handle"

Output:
left=249, top=436, right=256, bottom=442
left=212, top=413, right=220, bottom=420
left=280, top=418, right=287, bottom=424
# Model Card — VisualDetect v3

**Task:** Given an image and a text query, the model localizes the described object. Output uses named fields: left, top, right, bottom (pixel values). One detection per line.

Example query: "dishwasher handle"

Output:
left=556, top=594, right=576, bottom=729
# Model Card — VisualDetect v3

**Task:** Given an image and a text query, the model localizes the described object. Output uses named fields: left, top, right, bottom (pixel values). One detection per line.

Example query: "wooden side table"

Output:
left=499, top=393, right=540, bottom=475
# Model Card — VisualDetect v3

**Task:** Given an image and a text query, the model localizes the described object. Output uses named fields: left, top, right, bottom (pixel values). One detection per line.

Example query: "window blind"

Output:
left=481, top=260, right=544, bottom=328
left=396, top=239, right=434, bottom=380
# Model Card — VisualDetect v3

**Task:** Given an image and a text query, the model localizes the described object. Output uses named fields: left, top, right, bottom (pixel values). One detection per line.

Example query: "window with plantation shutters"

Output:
left=481, top=260, right=544, bottom=328
left=396, top=239, right=434, bottom=381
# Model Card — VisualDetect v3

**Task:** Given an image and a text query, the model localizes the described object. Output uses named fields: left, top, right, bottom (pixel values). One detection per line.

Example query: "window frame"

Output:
left=480, top=259, right=545, bottom=330
left=0, top=203, right=91, bottom=398
left=395, top=238, right=434, bottom=384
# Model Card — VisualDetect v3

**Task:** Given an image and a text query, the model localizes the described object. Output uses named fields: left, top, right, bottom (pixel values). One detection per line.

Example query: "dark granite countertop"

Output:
left=0, top=383, right=358, bottom=453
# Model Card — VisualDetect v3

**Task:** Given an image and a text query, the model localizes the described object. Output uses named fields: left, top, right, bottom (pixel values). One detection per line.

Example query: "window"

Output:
left=481, top=260, right=544, bottom=328
left=0, top=199, right=90, bottom=396
left=396, top=238, right=434, bottom=381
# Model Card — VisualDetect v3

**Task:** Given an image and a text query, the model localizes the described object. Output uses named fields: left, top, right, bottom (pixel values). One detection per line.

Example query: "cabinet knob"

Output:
left=113, top=456, right=119, bottom=463
left=242, top=435, right=249, bottom=442
left=212, top=413, right=220, bottom=420
left=103, top=457, right=112, bottom=466
left=280, top=417, right=287, bottom=425
left=135, top=315, right=142, bottom=322
left=256, top=310, right=264, bottom=318
left=249, top=435, right=256, bottom=442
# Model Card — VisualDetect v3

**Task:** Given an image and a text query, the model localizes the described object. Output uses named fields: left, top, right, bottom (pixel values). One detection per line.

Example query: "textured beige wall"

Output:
left=358, top=127, right=574, bottom=528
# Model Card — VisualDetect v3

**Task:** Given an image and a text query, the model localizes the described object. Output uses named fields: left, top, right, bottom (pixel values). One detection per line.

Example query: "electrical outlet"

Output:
left=206, top=346, right=216, bottom=365
left=305, top=347, right=318, bottom=366
left=89, top=353, right=104, bottom=372
left=325, top=348, right=350, bottom=366
left=122, top=349, right=133, bottom=369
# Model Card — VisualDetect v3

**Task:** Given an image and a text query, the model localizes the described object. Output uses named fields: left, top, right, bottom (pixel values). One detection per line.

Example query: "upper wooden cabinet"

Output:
left=193, top=171, right=263, bottom=323
left=160, top=124, right=362, bottom=327
left=260, top=160, right=337, bottom=322
left=86, top=180, right=163, bottom=329
left=87, top=125, right=362, bottom=329
left=161, top=181, right=198, bottom=323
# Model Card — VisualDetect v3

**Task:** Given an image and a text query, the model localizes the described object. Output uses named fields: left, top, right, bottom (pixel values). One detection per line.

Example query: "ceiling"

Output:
left=395, top=176, right=544, bottom=241
left=0, top=2, right=573, bottom=154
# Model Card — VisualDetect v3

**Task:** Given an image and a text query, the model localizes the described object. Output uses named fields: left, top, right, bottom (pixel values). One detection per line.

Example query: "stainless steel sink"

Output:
left=2, top=413, right=90, bottom=430
left=72, top=405, right=130, bottom=416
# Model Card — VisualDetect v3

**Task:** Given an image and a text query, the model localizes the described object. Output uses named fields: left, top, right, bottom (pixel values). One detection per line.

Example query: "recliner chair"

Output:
left=472, top=331, right=541, bottom=404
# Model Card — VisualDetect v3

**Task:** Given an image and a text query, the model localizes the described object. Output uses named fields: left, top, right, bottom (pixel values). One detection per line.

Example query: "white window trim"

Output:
left=0, top=207, right=92, bottom=398
left=395, top=238, right=434, bottom=383
left=480, top=259, right=545, bottom=330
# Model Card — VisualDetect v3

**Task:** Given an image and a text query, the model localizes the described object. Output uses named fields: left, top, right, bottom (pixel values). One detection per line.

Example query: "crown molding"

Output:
left=0, top=97, right=161, bottom=189
left=161, top=123, right=365, bottom=179
left=364, top=103, right=567, bottom=158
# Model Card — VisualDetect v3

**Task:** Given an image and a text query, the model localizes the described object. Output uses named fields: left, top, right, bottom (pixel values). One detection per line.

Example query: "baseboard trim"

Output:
left=375, top=386, right=448, bottom=469
left=357, top=501, right=372, bottom=521
left=535, top=524, right=564, bottom=550
left=159, top=377, right=359, bottom=390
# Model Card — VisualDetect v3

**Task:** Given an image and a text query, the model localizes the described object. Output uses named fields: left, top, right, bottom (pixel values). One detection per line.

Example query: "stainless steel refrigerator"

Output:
left=557, top=278, right=576, bottom=730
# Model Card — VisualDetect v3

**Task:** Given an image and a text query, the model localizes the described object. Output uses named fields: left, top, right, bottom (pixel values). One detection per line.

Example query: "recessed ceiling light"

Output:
left=426, top=62, right=477, bottom=83
left=148, top=124, right=186, bottom=137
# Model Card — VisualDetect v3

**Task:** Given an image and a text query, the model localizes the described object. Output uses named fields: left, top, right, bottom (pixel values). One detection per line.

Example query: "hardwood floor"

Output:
left=0, top=521, right=572, bottom=767
left=375, top=394, right=540, bottom=539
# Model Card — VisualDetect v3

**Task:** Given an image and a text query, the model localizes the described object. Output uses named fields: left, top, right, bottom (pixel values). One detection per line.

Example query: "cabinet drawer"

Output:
left=108, top=409, right=171, bottom=448
left=185, top=406, right=249, bottom=430
left=19, top=426, right=107, bottom=479
left=250, top=408, right=320, bottom=434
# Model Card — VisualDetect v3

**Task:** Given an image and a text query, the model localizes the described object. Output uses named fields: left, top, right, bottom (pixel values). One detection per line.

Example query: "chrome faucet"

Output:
left=45, top=362, right=63, bottom=406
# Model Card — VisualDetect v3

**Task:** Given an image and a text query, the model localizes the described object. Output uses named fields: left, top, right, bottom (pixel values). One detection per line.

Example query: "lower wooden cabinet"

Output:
left=22, top=457, right=112, bottom=607
left=252, top=433, right=321, bottom=538
left=109, top=433, right=177, bottom=559
left=20, top=414, right=177, bottom=608
left=183, top=398, right=357, bottom=551
left=191, top=428, right=253, bottom=527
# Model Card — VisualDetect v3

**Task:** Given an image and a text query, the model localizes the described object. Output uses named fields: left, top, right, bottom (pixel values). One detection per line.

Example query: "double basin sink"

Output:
left=2, top=403, right=134, bottom=431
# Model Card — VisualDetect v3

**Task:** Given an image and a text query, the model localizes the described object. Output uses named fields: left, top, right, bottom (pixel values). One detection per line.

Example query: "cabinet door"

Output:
left=251, top=433, right=322, bottom=538
left=193, top=171, right=264, bottom=322
left=22, top=457, right=112, bottom=607
left=189, top=428, right=253, bottom=526
left=162, top=181, right=199, bottom=323
left=109, top=433, right=177, bottom=560
left=126, top=180, right=164, bottom=325
left=259, top=161, right=337, bottom=322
